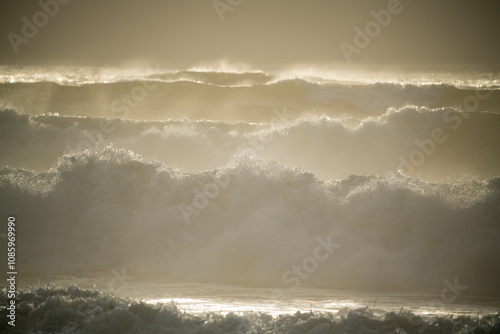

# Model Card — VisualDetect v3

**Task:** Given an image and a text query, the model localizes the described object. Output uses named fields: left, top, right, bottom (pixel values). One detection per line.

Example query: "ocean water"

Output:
left=1, top=65, right=500, bottom=333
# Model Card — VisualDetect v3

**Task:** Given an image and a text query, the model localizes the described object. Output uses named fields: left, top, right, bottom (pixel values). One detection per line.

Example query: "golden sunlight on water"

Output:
left=2, top=1, right=500, bottom=332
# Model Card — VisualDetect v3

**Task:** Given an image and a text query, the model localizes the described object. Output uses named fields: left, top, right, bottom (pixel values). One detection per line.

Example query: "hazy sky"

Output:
left=1, top=0, right=499, bottom=69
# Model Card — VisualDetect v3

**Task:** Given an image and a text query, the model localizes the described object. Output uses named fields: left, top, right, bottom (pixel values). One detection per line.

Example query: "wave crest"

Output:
left=1, top=148, right=499, bottom=296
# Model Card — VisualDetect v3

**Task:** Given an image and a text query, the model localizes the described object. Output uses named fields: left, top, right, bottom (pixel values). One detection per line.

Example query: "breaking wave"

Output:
left=1, top=107, right=499, bottom=180
left=1, top=147, right=499, bottom=296
left=1, top=71, right=499, bottom=122
left=1, top=67, right=500, bottom=326
left=1, top=286, right=499, bottom=334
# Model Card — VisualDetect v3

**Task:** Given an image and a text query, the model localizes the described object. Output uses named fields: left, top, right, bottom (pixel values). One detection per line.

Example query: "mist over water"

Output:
left=1, top=67, right=499, bottom=180
left=2, top=0, right=500, bottom=331
left=2, top=145, right=500, bottom=295
left=1, top=65, right=500, bottom=333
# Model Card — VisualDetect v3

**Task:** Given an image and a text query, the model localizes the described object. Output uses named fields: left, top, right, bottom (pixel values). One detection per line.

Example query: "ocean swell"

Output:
left=1, top=148, right=499, bottom=297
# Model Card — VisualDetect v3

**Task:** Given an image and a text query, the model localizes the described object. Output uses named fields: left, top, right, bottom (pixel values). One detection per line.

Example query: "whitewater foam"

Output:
left=2, top=106, right=499, bottom=180
left=1, top=286, right=499, bottom=333
left=1, top=147, right=499, bottom=296
left=1, top=67, right=499, bottom=331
